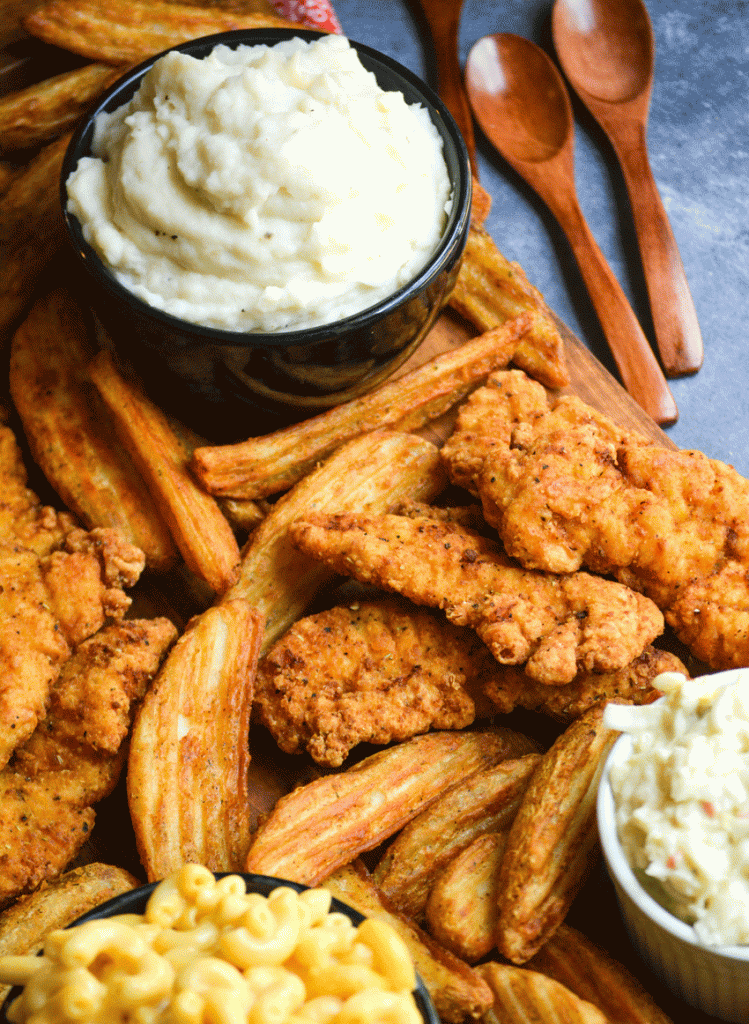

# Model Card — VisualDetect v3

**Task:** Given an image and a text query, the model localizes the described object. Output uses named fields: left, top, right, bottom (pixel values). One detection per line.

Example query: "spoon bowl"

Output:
left=554, top=0, right=653, bottom=104
left=465, top=32, right=677, bottom=426
left=552, top=0, right=702, bottom=376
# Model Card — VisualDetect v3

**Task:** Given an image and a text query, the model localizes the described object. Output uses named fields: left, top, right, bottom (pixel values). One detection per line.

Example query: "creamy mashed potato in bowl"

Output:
left=598, top=669, right=749, bottom=1022
left=60, top=29, right=471, bottom=434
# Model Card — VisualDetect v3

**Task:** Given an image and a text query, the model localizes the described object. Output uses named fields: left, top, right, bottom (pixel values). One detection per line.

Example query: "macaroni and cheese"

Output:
left=0, top=866, right=423, bottom=1024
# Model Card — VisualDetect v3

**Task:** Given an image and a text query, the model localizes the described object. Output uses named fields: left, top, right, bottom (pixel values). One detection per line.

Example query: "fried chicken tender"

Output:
left=0, top=417, right=147, bottom=770
left=443, top=369, right=749, bottom=669
left=288, top=513, right=663, bottom=684
left=0, top=618, right=176, bottom=905
left=0, top=420, right=74, bottom=557
left=0, top=545, right=70, bottom=771
left=256, top=598, right=680, bottom=764
left=255, top=599, right=479, bottom=766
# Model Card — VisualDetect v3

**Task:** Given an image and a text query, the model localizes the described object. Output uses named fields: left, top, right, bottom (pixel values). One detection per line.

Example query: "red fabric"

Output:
left=269, top=1, right=342, bottom=33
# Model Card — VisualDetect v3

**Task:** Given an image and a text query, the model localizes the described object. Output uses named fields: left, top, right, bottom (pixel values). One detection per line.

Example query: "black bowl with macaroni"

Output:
left=60, top=28, right=472, bottom=436
left=1, top=871, right=440, bottom=1024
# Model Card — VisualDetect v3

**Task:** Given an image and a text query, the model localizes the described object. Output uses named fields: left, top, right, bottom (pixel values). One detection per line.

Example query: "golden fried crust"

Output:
left=480, top=646, right=687, bottom=722
left=0, top=544, right=71, bottom=771
left=0, top=618, right=176, bottom=905
left=0, top=423, right=73, bottom=557
left=289, top=512, right=663, bottom=684
left=457, top=369, right=749, bottom=670
left=255, top=599, right=480, bottom=767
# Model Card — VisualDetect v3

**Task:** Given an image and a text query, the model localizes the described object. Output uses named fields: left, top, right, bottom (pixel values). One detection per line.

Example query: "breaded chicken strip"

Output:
left=288, top=513, right=663, bottom=684
left=0, top=528, right=146, bottom=769
left=444, top=370, right=749, bottom=669
left=0, top=420, right=74, bottom=556
left=0, top=617, right=176, bottom=905
left=256, top=597, right=682, bottom=765
left=256, top=599, right=479, bottom=766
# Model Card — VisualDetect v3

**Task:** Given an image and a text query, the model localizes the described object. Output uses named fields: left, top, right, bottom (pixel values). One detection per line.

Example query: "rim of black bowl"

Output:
left=1, top=873, right=441, bottom=1024
left=60, top=28, right=471, bottom=351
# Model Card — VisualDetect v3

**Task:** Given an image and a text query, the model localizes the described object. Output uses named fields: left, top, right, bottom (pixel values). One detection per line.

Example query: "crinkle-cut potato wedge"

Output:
left=373, top=751, right=541, bottom=920
left=0, top=133, right=70, bottom=349
left=495, top=706, right=618, bottom=964
left=0, top=863, right=139, bottom=1002
left=128, top=600, right=263, bottom=882
left=477, top=961, right=609, bottom=1024
left=449, top=225, right=569, bottom=390
left=244, top=730, right=516, bottom=886
left=89, top=351, right=240, bottom=594
left=426, top=832, right=507, bottom=963
left=526, top=923, right=676, bottom=1024
left=223, top=429, right=446, bottom=656
left=22, top=0, right=297, bottom=64
left=9, top=289, right=177, bottom=571
left=191, top=312, right=536, bottom=500
left=323, top=862, right=494, bottom=1024
left=0, top=63, right=125, bottom=153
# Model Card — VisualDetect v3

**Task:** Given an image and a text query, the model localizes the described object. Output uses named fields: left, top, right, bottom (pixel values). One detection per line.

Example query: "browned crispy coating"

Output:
left=0, top=421, right=74, bottom=557
left=0, top=544, right=71, bottom=771
left=479, top=646, right=686, bottom=722
left=0, top=618, right=176, bottom=905
left=39, top=526, right=145, bottom=647
left=0, top=417, right=147, bottom=771
left=444, top=369, right=749, bottom=669
left=288, top=512, right=663, bottom=684
left=256, top=597, right=678, bottom=766
left=255, top=599, right=479, bottom=767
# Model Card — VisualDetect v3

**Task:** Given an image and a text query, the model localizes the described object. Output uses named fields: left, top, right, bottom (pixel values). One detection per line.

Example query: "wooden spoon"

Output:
left=552, top=0, right=703, bottom=377
left=465, top=32, right=677, bottom=426
left=410, top=0, right=478, bottom=176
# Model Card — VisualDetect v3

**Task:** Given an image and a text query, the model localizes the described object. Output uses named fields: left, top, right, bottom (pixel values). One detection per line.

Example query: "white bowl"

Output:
left=598, top=720, right=749, bottom=1022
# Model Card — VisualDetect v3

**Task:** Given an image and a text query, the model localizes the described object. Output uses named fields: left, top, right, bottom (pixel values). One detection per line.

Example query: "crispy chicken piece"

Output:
left=0, top=415, right=147, bottom=768
left=0, top=527, right=146, bottom=768
left=444, top=369, right=749, bottom=669
left=0, top=618, right=176, bottom=905
left=256, top=598, right=679, bottom=765
left=0, top=421, right=73, bottom=557
left=40, top=526, right=145, bottom=647
left=479, top=647, right=686, bottom=722
left=255, top=599, right=479, bottom=766
left=0, top=544, right=70, bottom=771
left=289, top=513, right=663, bottom=685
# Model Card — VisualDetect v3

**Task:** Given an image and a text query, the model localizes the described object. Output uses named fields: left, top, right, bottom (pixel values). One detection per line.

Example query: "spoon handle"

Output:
left=412, top=0, right=478, bottom=177
left=604, top=120, right=703, bottom=377
left=547, top=190, right=678, bottom=425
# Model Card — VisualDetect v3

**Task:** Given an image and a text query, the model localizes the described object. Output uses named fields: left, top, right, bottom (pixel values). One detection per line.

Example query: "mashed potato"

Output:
left=604, top=670, right=749, bottom=946
left=65, top=34, right=452, bottom=333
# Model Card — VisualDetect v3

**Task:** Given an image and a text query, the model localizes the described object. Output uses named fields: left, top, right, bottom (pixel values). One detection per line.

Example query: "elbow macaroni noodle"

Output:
left=0, top=866, right=421, bottom=1024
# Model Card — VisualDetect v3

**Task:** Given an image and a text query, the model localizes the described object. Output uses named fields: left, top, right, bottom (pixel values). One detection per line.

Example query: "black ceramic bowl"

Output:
left=1, top=873, right=440, bottom=1024
left=61, top=29, right=471, bottom=434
